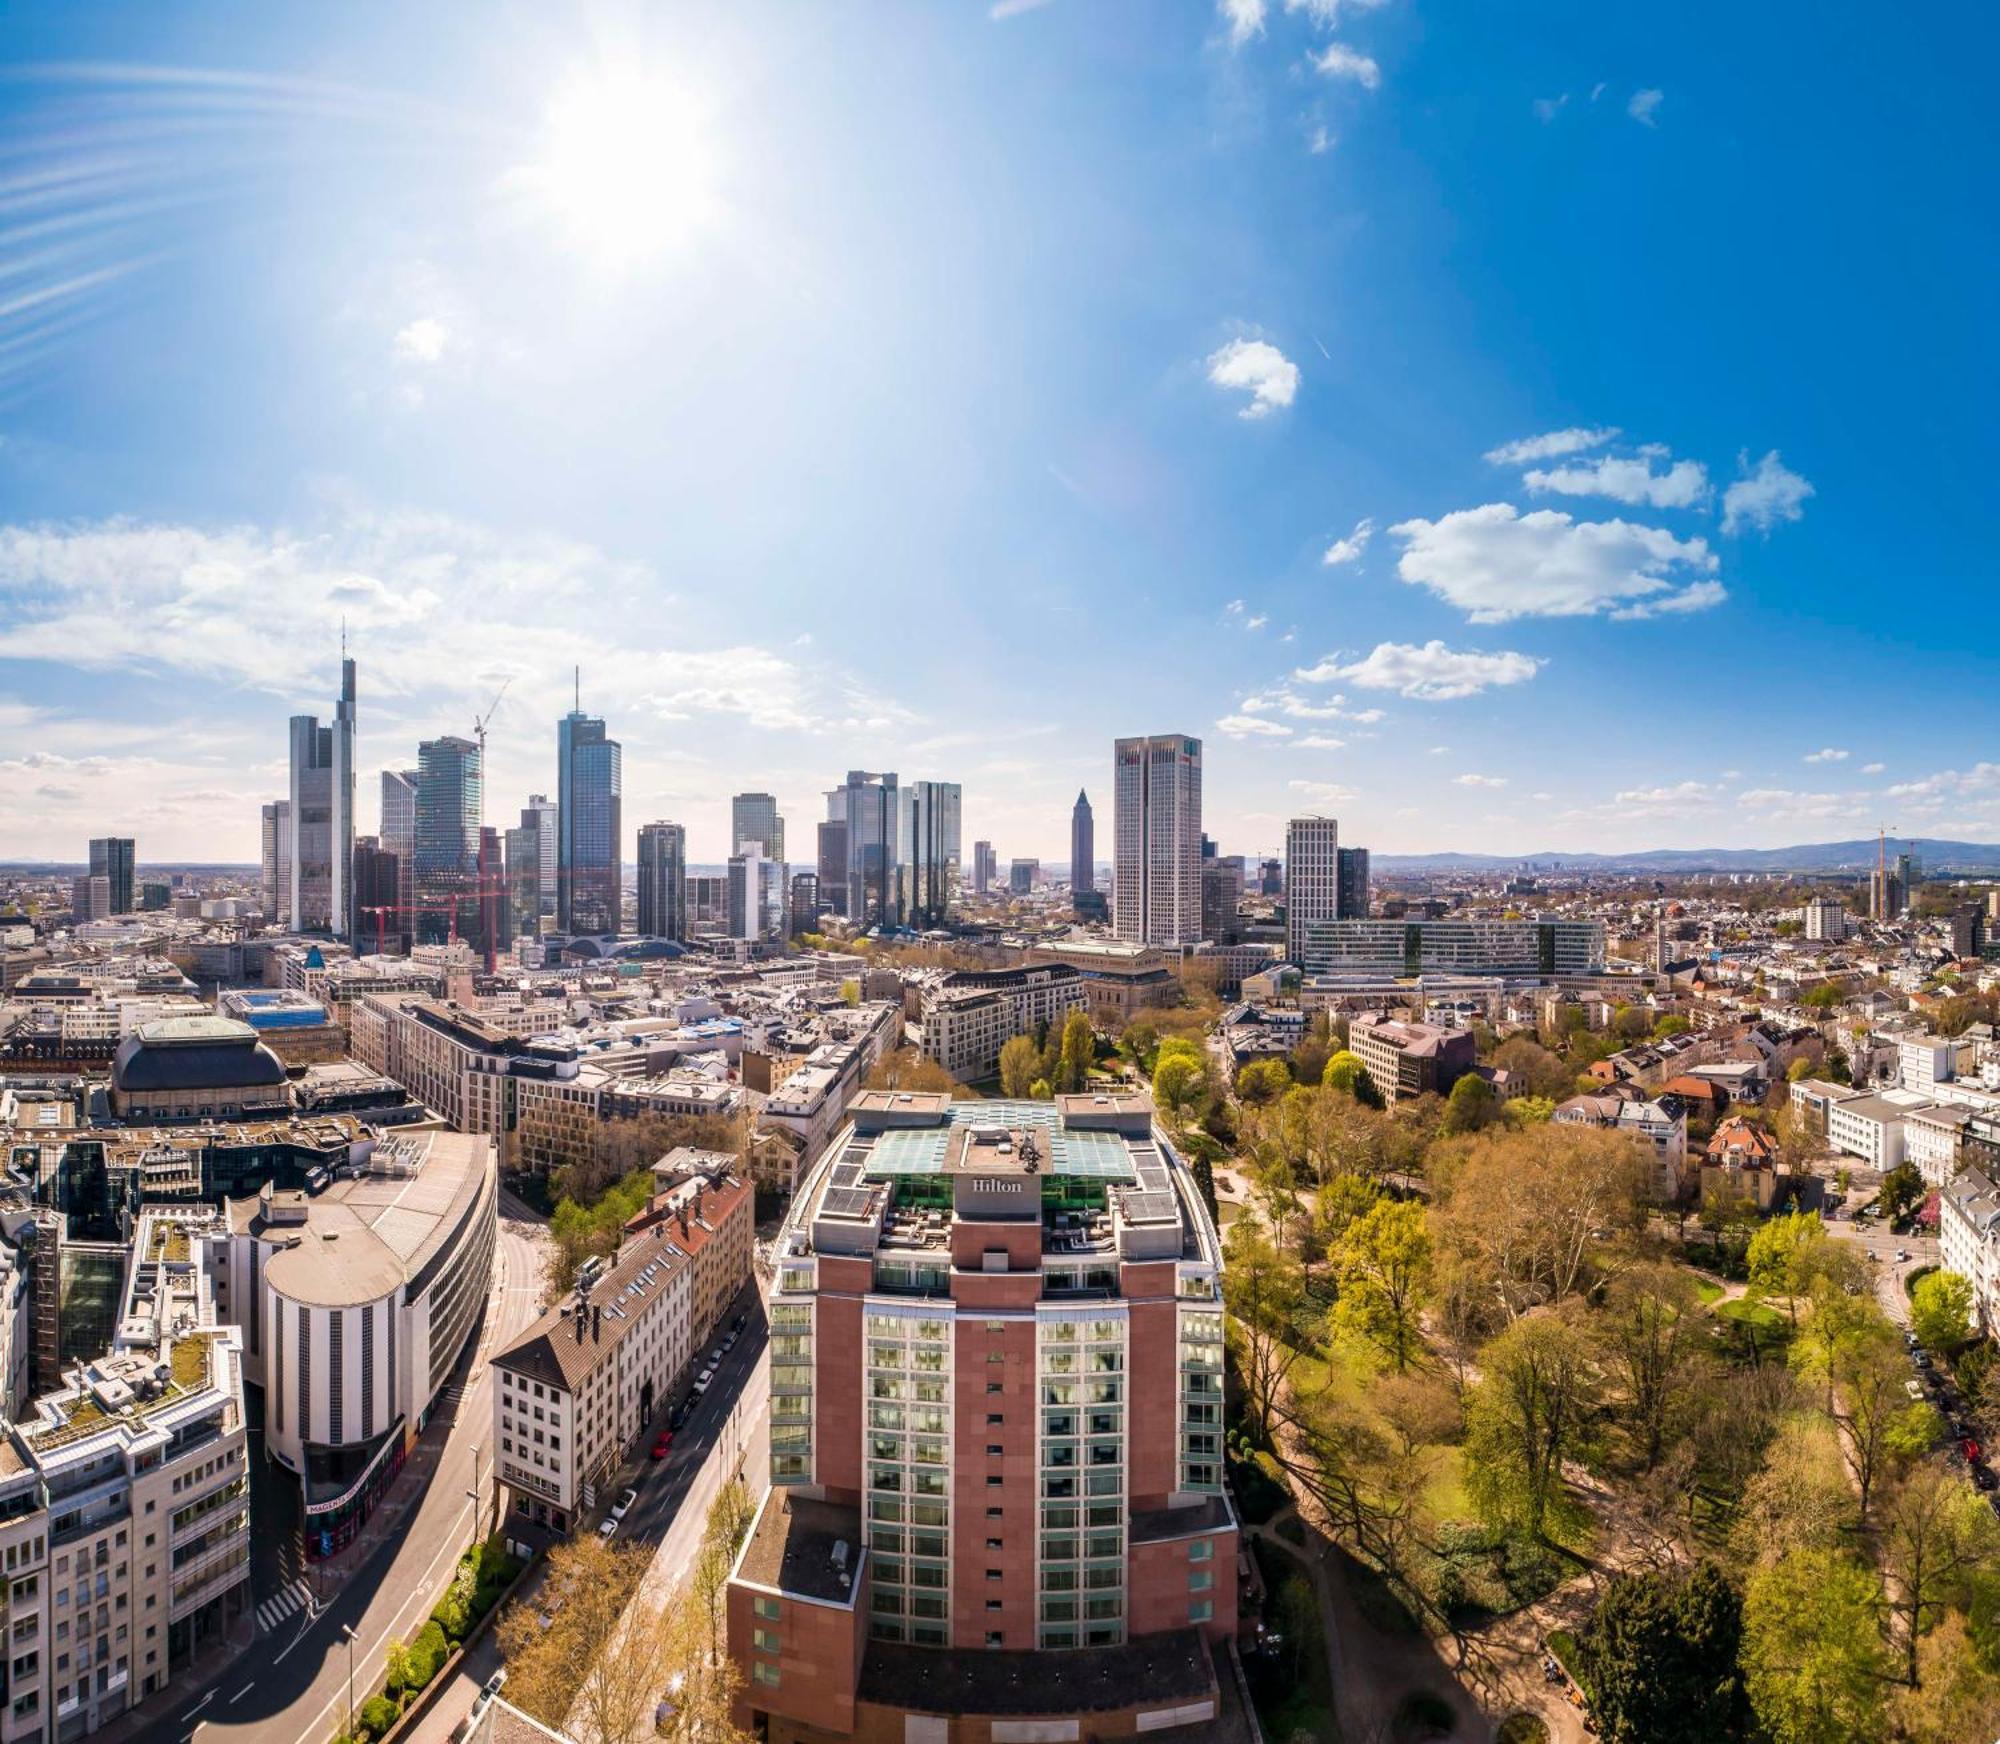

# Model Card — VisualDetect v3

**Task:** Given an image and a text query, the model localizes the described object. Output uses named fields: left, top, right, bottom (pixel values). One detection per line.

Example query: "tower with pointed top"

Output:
left=557, top=677, right=622, bottom=936
left=287, top=647, right=357, bottom=936
left=1071, top=789, right=1095, bottom=896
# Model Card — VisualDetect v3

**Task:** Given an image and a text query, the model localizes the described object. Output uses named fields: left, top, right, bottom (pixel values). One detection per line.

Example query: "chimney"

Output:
left=592, top=1305, right=602, bottom=1342
left=573, top=1303, right=584, bottom=1345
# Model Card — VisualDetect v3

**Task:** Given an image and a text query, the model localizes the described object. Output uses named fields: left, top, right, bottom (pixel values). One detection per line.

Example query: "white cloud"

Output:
left=1237, top=687, right=1381, bottom=723
left=1590, top=81, right=1607, bottom=102
left=1427, top=745, right=1450, bottom=755
left=1522, top=453, right=1709, bottom=510
left=392, top=317, right=451, bottom=365
left=1245, top=614, right=1269, bottom=631
left=1628, top=88, right=1663, bottom=126
left=1284, top=0, right=1388, bottom=21
left=1289, top=780, right=1356, bottom=807
left=1611, top=780, right=1720, bottom=817
left=1218, top=0, right=1267, bottom=47
left=1224, top=599, right=1246, bottom=615
left=1308, top=125, right=1335, bottom=155
left=1292, top=733, right=1346, bottom=750
left=1887, top=764, right=2000, bottom=801
left=1311, top=43, right=1381, bottom=88
left=1482, top=426, right=1619, bottom=466
left=1613, top=578, right=1727, bottom=621
left=1205, top=338, right=1299, bottom=419
left=1736, top=787, right=1870, bottom=822
left=1321, top=517, right=1373, bottom=566
left=1721, top=450, right=1814, bottom=535
left=1387, top=502, right=1722, bottom=622
left=1803, top=747, right=1849, bottom=764
left=1455, top=773, right=1508, bottom=789
left=1861, top=762, right=1885, bottom=775
left=1533, top=94, right=1568, bottom=123
left=1295, top=640, right=1542, bottom=701
left=990, top=0, right=1059, bottom=15
left=1216, top=713, right=1293, bottom=739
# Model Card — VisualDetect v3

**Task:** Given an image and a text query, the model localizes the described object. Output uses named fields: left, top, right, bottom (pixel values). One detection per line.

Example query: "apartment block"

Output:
left=1347, top=1013, right=1477, bottom=1107
left=915, top=966, right=1089, bottom=1083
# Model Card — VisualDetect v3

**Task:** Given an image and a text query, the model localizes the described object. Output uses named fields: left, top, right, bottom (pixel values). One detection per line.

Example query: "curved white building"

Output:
left=222, top=1128, right=496, bottom=1557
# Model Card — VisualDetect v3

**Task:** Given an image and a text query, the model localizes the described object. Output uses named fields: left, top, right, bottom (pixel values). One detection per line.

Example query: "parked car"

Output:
left=669, top=1403, right=688, bottom=1430
left=731, top=1312, right=746, bottom=1331
left=1977, top=1466, right=1997, bottom=1492
left=651, top=1431, right=674, bottom=1460
left=612, top=1487, right=638, bottom=1519
left=693, top=1373, right=712, bottom=1396
left=724, top=1333, right=738, bottom=1352
left=598, top=1515, right=620, bottom=1540
left=1964, top=1440, right=1983, bottom=1463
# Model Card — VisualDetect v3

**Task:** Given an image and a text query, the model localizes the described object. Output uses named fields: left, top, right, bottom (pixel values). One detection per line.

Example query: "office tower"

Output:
left=1990, top=889, right=2000, bottom=924
left=1284, top=817, right=1339, bottom=964
left=479, top=826, right=508, bottom=954
left=830, top=771, right=899, bottom=928
left=88, top=837, right=135, bottom=915
left=557, top=701, right=622, bottom=935
left=287, top=652, right=357, bottom=935
left=379, top=768, right=419, bottom=951
left=1201, top=856, right=1243, bottom=945
left=525, top=793, right=559, bottom=915
left=732, top=792, right=785, bottom=861
left=1112, top=734, right=1202, bottom=947
left=972, top=839, right=997, bottom=896
left=1949, top=904, right=1987, bottom=959
left=70, top=874, right=110, bottom=922
left=728, top=847, right=785, bottom=943
left=899, top=779, right=961, bottom=928
left=1071, top=791, right=1095, bottom=894
left=637, top=822, right=688, bottom=940
left=686, top=874, right=728, bottom=928
left=1009, top=858, right=1039, bottom=894
left=731, top=1094, right=1237, bottom=1738
left=139, top=882, right=170, bottom=912
left=1336, top=846, right=1371, bottom=921
left=414, top=735, right=482, bottom=947
left=259, top=801, right=291, bottom=921
left=505, top=807, right=546, bottom=946
left=815, top=819, right=850, bottom=920
left=1895, top=851, right=1921, bottom=915
left=352, top=837, right=401, bottom=953
left=1259, top=858, right=1283, bottom=897
left=789, top=872, right=821, bottom=937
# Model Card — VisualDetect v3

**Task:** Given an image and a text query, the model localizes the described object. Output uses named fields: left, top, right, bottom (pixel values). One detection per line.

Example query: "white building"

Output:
left=1941, top=1165, right=2000, bottom=1335
left=1826, top=1088, right=1937, bottom=1171
left=1113, top=734, right=1202, bottom=948
left=1284, top=817, right=1339, bottom=967
left=1803, top=896, right=1848, bottom=942
left=1905, top=1104, right=1972, bottom=1189
left=917, top=965, right=1088, bottom=1083
left=1899, top=1035, right=1961, bottom=1094
left=1553, top=1095, right=1689, bottom=1201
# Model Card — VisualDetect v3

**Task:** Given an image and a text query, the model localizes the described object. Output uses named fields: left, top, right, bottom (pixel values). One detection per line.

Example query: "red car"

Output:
left=651, top=1431, right=674, bottom=1460
left=1964, top=1438, right=1982, bottom=1463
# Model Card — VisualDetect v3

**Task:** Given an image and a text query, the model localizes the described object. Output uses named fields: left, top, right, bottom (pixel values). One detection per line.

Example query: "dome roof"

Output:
left=112, top=1015, right=288, bottom=1093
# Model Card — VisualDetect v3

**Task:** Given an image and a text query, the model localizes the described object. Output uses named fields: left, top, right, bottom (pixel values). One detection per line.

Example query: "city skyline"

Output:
left=0, top=5, right=1992, bottom=865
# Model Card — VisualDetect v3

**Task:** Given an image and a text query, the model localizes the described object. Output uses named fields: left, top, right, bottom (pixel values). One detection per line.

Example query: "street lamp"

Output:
left=341, top=1623, right=357, bottom=1742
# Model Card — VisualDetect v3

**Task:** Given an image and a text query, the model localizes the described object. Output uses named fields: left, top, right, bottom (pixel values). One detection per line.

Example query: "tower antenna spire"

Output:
left=574, top=664, right=580, bottom=713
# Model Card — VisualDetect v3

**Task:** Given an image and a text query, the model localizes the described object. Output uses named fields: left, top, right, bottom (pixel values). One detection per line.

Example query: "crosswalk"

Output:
left=255, top=1580, right=314, bottom=1633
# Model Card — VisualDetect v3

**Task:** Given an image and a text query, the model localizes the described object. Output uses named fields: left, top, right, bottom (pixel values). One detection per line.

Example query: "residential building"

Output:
left=1347, top=1013, right=1476, bottom=1107
left=1336, top=846, right=1371, bottom=920
left=636, top=822, right=688, bottom=941
left=1905, top=1104, right=1972, bottom=1189
left=728, top=1089, right=1236, bottom=1741
left=898, top=780, right=961, bottom=928
left=915, top=964, right=1089, bottom=1082
left=413, top=735, right=482, bottom=948
left=260, top=800, right=293, bottom=922
left=635, top=1151, right=755, bottom=1348
left=1554, top=1094, right=1689, bottom=1201
left=1803, top=896, right=1848, bottom=942
left=1944, top=1166, right=2000, bottom=1335
left=492, top=1231, right=693, bottom=1533
left=1299, top=918, right=1607, bottom=981
left=1284, top=817, right=1339, bottom=965
left=87, top=837, right=135, bottom=916
left=1113, top=734, right=1202, bottom=947
left=287, top=653, right=357, bottom=936
left=756, top=1002, right=904, bottom=1181
left=1070, top=791, right=1095, bottom=895
left=816, top=821, right=849, bottom=919
left=733, top=793, right=785, bottom=861
left=557, top=706, right=622, bottom=936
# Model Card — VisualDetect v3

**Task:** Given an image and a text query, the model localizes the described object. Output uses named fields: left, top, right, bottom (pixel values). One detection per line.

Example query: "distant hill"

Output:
left=1374, top=837, right=2000, bottom=876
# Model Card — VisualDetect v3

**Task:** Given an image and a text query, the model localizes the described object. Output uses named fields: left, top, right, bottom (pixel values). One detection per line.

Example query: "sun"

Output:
left=512, top=63, right=718, bottom=272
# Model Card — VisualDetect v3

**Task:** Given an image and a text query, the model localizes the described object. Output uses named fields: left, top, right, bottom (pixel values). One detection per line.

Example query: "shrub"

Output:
left=1395, top=1690, right=1456, bottom=1738
left=358, top=1694, right=400, bottom=1739
left=407, top=1620, right=449, bottom=1689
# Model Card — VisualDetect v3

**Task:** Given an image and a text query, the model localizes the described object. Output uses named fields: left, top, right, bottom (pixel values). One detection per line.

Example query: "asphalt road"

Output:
left=406, top=1286, right=772, bottom=1744
left=1824, top=1197, right=1939, bottom=1328
left=159, top=1186, right=552, bottom=1744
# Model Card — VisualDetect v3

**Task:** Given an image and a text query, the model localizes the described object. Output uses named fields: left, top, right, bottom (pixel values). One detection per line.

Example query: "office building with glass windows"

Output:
left=413, top=735, right=482, bottom=948
left=637, top=821, right=688, bottom=941
left=726, top=1089, right=1237, bottom=1742
left=557, top=709, right=622, bottom=936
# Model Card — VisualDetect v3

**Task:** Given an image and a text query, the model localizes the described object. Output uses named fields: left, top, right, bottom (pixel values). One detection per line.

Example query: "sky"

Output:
left=0, top=0, right=1995, bottom=867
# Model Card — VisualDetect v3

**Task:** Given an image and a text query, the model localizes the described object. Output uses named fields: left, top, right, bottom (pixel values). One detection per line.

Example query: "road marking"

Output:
left=184, top=1691, right=214, bottom=1717
left=228, top=1683, right=255, bottom=1704
left=256, top=1579, right=314, bottom=1632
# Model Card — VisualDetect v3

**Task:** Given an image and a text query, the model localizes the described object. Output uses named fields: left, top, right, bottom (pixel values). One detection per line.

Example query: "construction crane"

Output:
left=471, top=676, right=514, bottom=973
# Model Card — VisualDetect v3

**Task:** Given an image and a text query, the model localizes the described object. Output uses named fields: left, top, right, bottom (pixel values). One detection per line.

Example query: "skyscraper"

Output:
left=259, top=802, right=291, bottom=922
left=558, top=702, right=622, bottom=935
left=505, top=805, right=549, bottom=947
left=972, top=839, right=997, bottom=896
left=637, top=822, right=688, bottom=941
left=1285, top=816, right=1339, bottom=964
left=377, top=769, right=418, bottom=953
left=525, top=793, right=559, bottom=916
left=352, top=837, right=401, bottom=953
left=899, top=779, right=961, bottom=928
left=731, top=792, right=785, bottom=861
left=829, top=771, right=899, bottom=928
left=816, top=820, right=849, bottom=919
left=1070, top=790, right=1094, bottom=894
left=789, top=872, right=821, bottom=937
left=728, top=846, right=785, bottom=943
left=87, top=837, right=135, bottom=915
left=1112, top=735, right=1202, bottom=947
left=1335, top=845, right=1371, bottom=921
left=414, top=735, right=482, bottom=947
left=479, top=825, right=508, bottom=955
left=287, top=653, right=357, bottom=935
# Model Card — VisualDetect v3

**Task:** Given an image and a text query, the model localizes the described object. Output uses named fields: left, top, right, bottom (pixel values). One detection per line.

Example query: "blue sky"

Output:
left=0, top=0, right=1994, bottom=865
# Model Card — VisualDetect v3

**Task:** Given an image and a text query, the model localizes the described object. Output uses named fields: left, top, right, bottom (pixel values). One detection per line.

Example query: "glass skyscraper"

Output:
left=636, top=821, right=687, bottom=941
left=558, top=709, right=622, bottom=936
left=414, top=735, right=482, bottom=947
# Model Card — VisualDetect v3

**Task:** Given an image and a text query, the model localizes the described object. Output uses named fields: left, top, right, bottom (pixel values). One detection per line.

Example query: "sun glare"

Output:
left=514, top=64, right=717, bottom=271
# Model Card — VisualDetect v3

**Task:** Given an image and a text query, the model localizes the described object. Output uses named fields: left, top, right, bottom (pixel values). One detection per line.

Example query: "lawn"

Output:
left=1715, top=1295, right=1794, bottom=1365
left=1690, top=1275, right=1726, bottom=1305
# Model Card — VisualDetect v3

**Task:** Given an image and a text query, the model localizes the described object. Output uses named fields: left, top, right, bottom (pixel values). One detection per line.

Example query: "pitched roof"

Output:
left=492, top=1225, right=690, bottom=1393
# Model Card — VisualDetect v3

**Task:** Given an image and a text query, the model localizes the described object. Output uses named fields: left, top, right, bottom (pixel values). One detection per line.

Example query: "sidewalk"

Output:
left=82, top=1599, right=258, bottom=1744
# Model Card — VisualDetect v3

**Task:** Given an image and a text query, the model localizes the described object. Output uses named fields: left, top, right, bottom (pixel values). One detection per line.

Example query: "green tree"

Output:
left=1503, top=1094, right=1556, bottom=1127
left=998, top=1033, right=1041, bottom=1098
left=1747, top=1210, right=1828, bottom=1328
left=1464, top=1309, right=1598, bottom=1542
left=1888, top=1612, right=2000, bottom=1744
left=1222, top=1214, right=1309, bottom=1444
left=1330, top=1197, right=1433, bottom=1372
left=1837, top=1328, right=1940, bottom=1525
left=1741, top=1548, right=1888, bottom=1744
left=1440, top=1071, right=1498, bottom=1135
left=1880, top=1459, right=2000, bottom=1687
left=1322, top=1049, right=1383, bottom=1107
left=1911, top=1270, right=1975, bottom=1352
left=1600, top=1262, right=1708, bottom=1471
left=1152, top=1051, right=1206, bottom=1133
left=1490, top=1035, right=1577, bottom=1101
left=1576, top=1560, right=1747, bottom=1744
left=1235, top=1058, right=1292, bottom=1105
left=1054, top=1008, right=1094, bottom=1093
left=1878, top=1160, right=1925, bottom=1225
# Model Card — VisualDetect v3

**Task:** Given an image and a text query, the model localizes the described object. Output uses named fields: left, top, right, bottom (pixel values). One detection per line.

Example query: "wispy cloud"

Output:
left=1217, top=713, right=1292, bottom=739
left=1721, top=450, right=1814, bottom=535
left=1627, top=88, right=1664, bottom=127
left=1533, top=93, right=1568, bottom=123
left=1483, top=426, right=1619, bottom=466
left=1294, top=640, right=1542, bottom=701
left=1803, top=747, right=1849, bottom=764
left=1311, top=43, right=1381, bottom=89
left=1455, top=773, right=1508, bottom=789
left=1205, top=337, right=1299, bottom=419
left=1217, top=0, right=1267, bottom=47
left=1523, top=452, right=1709, bottom=510
left=1321, top=517, right=1373, bottom=566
